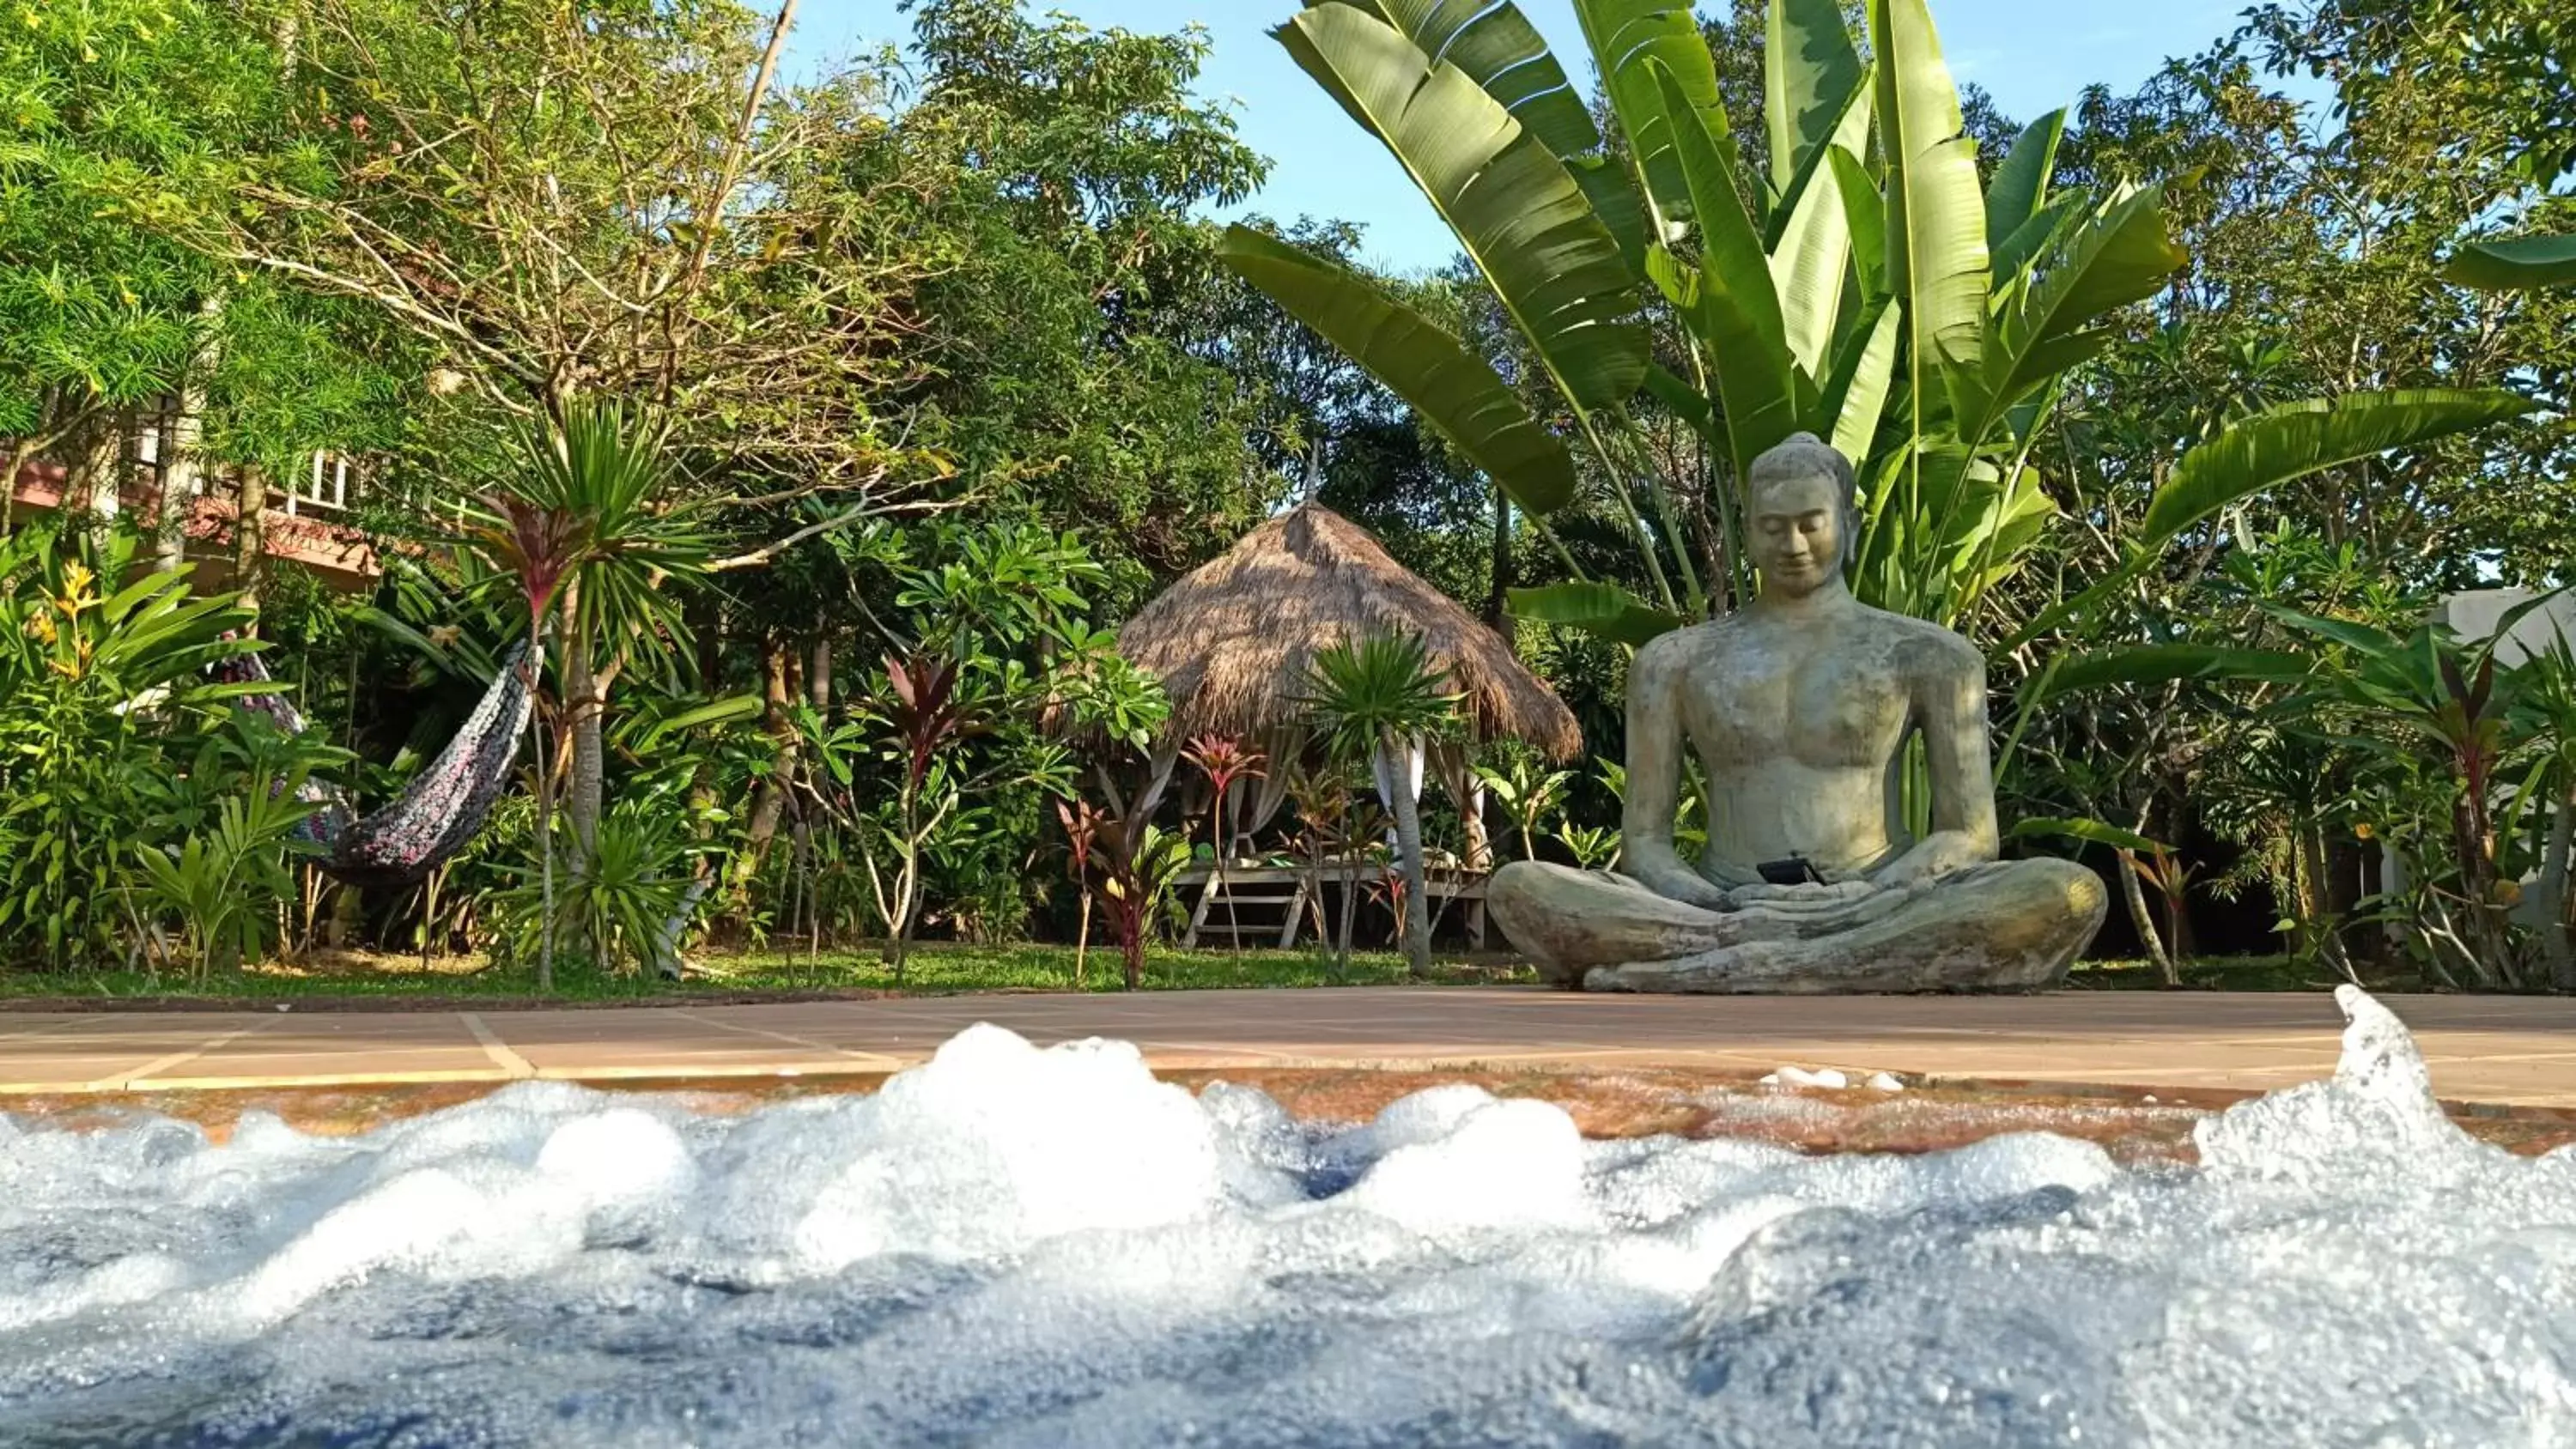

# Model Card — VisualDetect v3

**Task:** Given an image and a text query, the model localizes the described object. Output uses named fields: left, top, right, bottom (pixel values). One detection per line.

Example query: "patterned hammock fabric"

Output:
left=212, top=641, right=534, bottom=890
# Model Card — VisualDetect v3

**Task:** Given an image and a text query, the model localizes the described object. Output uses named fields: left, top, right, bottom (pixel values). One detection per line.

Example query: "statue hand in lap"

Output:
left=1486, top=433, right=2106, bottom=995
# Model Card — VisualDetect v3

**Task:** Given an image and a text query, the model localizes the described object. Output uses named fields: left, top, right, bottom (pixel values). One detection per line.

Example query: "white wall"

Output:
left=2439, top=587, right=2576, bottom=665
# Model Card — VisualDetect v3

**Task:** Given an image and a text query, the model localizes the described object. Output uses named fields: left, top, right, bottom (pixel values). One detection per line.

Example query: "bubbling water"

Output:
left=2, top=988, right=2573, bottom=1447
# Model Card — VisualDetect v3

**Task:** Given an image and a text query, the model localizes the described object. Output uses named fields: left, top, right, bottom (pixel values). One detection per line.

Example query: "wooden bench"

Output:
left=1177, top=863, right=1490, bottom=950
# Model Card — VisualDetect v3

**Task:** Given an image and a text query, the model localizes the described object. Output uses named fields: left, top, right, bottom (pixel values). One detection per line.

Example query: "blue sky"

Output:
left=807, top=1, right=2267, bottom=273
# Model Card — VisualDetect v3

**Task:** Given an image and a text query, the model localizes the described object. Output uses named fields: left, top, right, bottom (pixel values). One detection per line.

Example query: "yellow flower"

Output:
left=60, top=561, right=91, bottom=597
left=2353, top=822, right=2375, bottom=841
left=21, top=612, right=55, bottom=645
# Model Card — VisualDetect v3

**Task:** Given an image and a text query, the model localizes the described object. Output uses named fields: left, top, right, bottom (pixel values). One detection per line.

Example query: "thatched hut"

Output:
left=1115, top=504, right=1583, bottom=950
left=1118, top=503, right=1581, bottom=762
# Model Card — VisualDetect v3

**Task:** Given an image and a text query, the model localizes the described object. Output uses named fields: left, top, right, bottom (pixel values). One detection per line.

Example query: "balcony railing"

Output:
left=9, top=411, right=380, bottom=586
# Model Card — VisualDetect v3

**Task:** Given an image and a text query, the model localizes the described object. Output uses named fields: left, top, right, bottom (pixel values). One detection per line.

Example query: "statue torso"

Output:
left=1665, top=604, right=1974, bottom=881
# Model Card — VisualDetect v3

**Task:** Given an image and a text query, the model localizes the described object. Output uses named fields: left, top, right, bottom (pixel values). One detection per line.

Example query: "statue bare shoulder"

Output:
left=1851, top=603, right=1987, bottom=692
left=1633, top=612, right=1756, bottom=677
left=1628, top=617, right=1728, bottom=697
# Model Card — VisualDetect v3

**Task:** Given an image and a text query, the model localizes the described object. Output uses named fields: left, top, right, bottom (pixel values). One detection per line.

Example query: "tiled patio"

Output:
left=4, top=989, right=2576, bottom=1106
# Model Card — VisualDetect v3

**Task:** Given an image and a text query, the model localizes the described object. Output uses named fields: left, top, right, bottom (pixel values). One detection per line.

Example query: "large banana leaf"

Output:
left=2444, top=233, right=2576, bottom=292
left=1572, top=156, right=1653, bottom=281
left=1508, top=581, right=1686, bottom=647
left=2010, top=388, right=2540, bottom=647
left=1218, top=226, right=1581, bottom=516
left=1819, top=298, right=1899, bottom=461
left=1768, top=81, right=1874, bottom=379
left=1941, top=461, right=2056, bottom=603
left=1319, top=0, right=1601, bottom=161
left=2141, top=389, right=2538, bottom=545
left=1951, top=184, right=2186, bottom=443
left=1868, top=0, right=1989, bottom=372
left=1988, top=188, right=2086, bottom=285
left=1649, top=60, right=1802, bottom=483
left=1984, top=109, right=2066, bottom=244
left=1764, top=0, right=1867, bottom=198
left=1317, top=3, right=1651, bottom=270
left=1278, top=4, right=1649, bottom=415
left=1575, top=0, right=1730, bottom=228
left=1827, top=145, right=1888, bottom=301
left=2007, top=816, right=2167, bottom=856
left=2035, top=644, right=2316, bottom=700
left=1642, top=361, right=1716, bottom=440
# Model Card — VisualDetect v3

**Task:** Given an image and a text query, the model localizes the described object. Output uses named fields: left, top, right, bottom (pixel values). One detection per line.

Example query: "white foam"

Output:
left=1760, top=1065, right=1849, bottom=1089
left=0, top=991, right=2570, bottom=1446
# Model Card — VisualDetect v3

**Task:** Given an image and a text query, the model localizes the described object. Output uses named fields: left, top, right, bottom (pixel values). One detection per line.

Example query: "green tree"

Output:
left=2, top=0, right=409, bottom=547
left=855, top=0, right=1280, bottom=592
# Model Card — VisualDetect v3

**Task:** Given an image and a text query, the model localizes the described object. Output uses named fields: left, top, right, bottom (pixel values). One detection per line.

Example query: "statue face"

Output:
left=1749, top=470, right=1846, bottom=597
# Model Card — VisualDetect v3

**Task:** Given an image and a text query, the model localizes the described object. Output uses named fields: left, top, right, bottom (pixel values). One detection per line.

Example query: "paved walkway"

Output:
left=3, top=990, right=2575, bottom=1106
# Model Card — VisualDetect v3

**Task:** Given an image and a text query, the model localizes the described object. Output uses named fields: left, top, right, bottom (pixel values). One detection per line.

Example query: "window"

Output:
left=122, top=395, right=180, bottom=490
left=288, top=452, right=355, bottom=516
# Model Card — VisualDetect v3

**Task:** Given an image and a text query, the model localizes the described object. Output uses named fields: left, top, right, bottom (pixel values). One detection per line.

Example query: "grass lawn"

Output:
left=0, top=943, right=2403, bottom=1009
left=2068, top=955, right=2421, bottom=992
left=0, top=942, right=1540, bottom=1008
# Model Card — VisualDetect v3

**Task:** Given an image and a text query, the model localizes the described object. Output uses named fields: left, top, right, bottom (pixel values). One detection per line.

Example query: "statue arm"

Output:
left=1872, top=643, right=2002, bottom=888
left=1621, top=637, right=1732, bottom=910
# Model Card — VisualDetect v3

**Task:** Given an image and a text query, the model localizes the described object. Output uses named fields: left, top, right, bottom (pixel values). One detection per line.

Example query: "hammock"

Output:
left=213, top=641, right=534, bottom=889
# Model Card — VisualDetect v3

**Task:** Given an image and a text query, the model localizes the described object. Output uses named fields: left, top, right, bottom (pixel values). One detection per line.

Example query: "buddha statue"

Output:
left=1489, top=434, right=2106, bottom=993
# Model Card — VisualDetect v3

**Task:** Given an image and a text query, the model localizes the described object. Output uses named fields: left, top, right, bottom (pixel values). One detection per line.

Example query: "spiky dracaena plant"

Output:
left=1301, top=632, right=1462, bottom=979
left=458, top=399, right=711, bottom=990
left=1180, top=733, right=1269, bottom=954
left=1054, top=797, right=1105, bottom=989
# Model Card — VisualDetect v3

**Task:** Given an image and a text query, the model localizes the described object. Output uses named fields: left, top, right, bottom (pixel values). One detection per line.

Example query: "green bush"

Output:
left=0, top=526, right=330, bottom=972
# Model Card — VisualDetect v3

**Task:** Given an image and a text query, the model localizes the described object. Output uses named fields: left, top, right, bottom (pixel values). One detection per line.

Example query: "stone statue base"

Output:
left=1488, top=858, right=2108, bottom=994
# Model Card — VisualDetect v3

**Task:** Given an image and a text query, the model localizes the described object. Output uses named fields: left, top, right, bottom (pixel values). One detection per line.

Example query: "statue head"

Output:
left=1744, top=433, right=1859, bottom=598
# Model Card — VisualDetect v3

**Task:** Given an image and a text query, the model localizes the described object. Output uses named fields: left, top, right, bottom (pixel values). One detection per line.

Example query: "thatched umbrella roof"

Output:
left=1118, top=504, right=1583, bottom=761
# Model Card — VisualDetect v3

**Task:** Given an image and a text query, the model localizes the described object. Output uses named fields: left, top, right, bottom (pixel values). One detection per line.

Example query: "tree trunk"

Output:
left=527, top=615, right=555, bottom=991
left=1382, top=740, right=1433, bottom=979
left=2116, top=847, right=2175, bottom=985
left=153, top=411, right=197, bottom=574
left=157, top=296, right=222, bottom=573
left=233, top=465, right=269, bottom=626
left=70, top=409, right=122, bottom=540
left=1461, top=777, right=1493, bottom=872
left=735, top=635, right=795, bottom=891
left=671, top=594, right=724, bottom=947
left=791, top=629, right=829, bottom=945
left=2322, top=832, right=2367, bottom=973
left=1483, top=488, right=1512, bottom=634
left=648, top=877, right=709, bottom=981
left=1335, top=824, right=1359, bottom=978
left=562, top=585, right=603, bottom=868
left=2543, top=783, right=2574, bottom=991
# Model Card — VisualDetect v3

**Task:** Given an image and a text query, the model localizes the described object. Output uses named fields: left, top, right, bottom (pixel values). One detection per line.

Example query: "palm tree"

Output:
left=1302, top=632, right=1461, bottom=979
left=459, top=399, right=711, bottom=989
